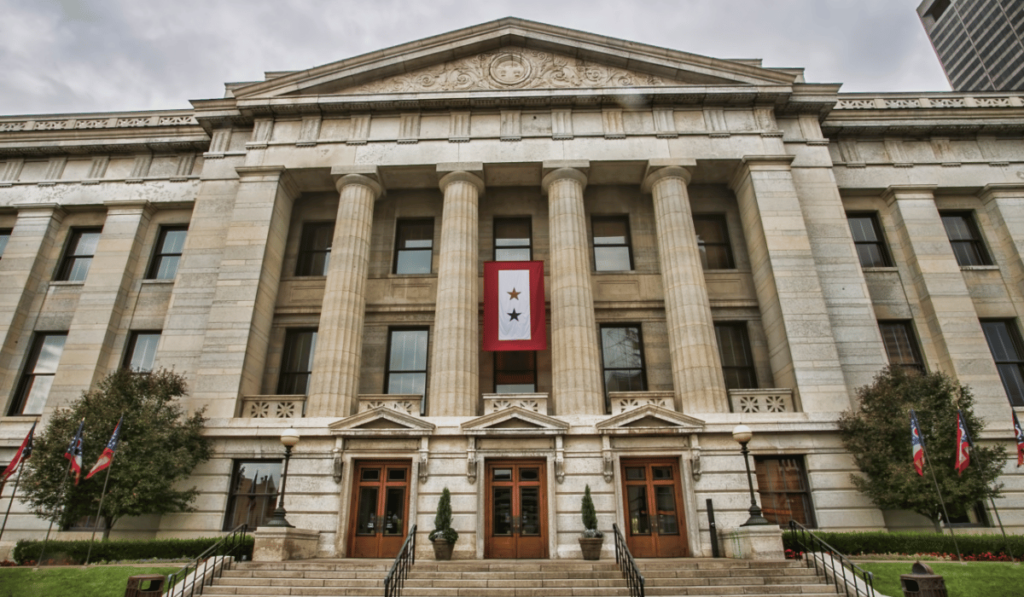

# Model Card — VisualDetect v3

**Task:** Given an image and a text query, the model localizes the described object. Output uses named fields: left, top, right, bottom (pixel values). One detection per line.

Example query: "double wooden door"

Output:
left=485, top=460, right=548, bottom=559
left=621, top=459, right=688, bottom=557
left=348, top=461, right=411, bottom=558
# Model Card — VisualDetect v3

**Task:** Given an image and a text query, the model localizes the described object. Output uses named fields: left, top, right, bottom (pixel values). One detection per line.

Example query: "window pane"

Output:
left=0, top=230, right=11, bottom=259
left=153, top=256, right=180, bottom=280
left=126, top=332, right=160, bottom=372
left=495, top=248, right=531, bottom=262
left=848, top=214, right=891, bottom=268
left=605, top=369, right=645, bottom=392
left=296, top=223, right=333, bottom=276
left=941, top=212, right=989, bottom=266
left=495, top=219, right=530, bottom=246
left=495, top=351, right=536, bottom=393
left=395, top=220, right=434, bottom=274
left=879, top=322, right=924, bottom=372
left=279, top=330, right=317, bottom=395
left=754, top=457, right=815, bottom=528
left=395, top=250, right=432, bottom=274
left=226, top=460, right=282, bottom=531
left=593, top=219, right=628, bottom=244
left=389, top=331, right=428, bottom=371
left=160, top=229, right=188, bottom=255
left=982, top=320, right=1024, bottom=406
left=388, top=372, right=426, bottom=395
left=594, top=246, right=631, bottom=271
left=21, top=376, right=55, bottom=415
left=601, top=327, right=642, bottom=369
left=71, top=231, right=100, bottom=257
left=593, top=217, right=632, bottom=272
left=848, top=217, right=879, bottom=243
left=694, top=216, right=734, bottom=269
left=716, top=323, right=757, bottom=390
left=34, top=335, right=67, bottom=374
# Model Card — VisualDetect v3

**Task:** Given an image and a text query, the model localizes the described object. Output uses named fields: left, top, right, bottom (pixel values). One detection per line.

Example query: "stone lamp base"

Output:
left=722, top=525, right=785, bottom=560
left=253, top=527, right=320, bottom=562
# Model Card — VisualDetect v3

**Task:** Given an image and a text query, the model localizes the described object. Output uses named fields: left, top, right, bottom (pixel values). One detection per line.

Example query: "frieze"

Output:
left=834, top=95, right=1024, bottom=110
left=0, top=113, right=198, bottom=134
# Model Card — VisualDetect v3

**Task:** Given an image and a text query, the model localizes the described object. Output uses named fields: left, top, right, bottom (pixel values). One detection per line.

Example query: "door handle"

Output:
left=511, top=515, right=522, bottom=534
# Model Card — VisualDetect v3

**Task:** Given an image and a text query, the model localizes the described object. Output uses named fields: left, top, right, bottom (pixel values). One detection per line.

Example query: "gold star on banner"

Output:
left=507, top=288, right=521, bottom=300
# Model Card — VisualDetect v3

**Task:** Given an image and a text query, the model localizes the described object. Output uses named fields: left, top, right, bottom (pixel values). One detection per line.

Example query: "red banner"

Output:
left=483, top=261, right=547, bottom=351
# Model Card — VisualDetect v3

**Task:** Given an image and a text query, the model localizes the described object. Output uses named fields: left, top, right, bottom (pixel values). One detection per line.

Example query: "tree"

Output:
left=838, top=366, right=1005, bottom=529
left=429, top=487, right=458, bottom=543
left=21, top=369, right=211, bottom=538
left=580, top=484, right=601, bottom=537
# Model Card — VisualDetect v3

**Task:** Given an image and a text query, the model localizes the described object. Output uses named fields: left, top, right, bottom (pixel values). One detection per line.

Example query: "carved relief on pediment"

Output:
left=342, top=47, right=674, bottom=94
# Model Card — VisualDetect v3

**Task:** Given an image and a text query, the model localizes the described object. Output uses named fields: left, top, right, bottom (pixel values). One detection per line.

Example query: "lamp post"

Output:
left=265, top=428, right=301, bottom=528
left=731, top=424, right=770, bottom=526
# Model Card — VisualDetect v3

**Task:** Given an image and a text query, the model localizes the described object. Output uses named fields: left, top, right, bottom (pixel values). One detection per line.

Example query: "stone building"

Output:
left=1, top=18, right=1022, bottom=560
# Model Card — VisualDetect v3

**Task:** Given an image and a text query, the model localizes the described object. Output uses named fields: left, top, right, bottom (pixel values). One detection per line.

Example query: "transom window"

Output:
left=147, top=226, right=187, bottom=280
left=494, top=351, right=537, bottom=393
left=754, top=457, right=816, bottom=528
left=9, top=333, right=67, bottom=416
left=592, top=216, right=633, bottom=272
left=494, top=218, right=532, bottom=261
left=394, top=219, right=434, bottom=274
left=981, top=320, right=1024, bottom=407
left=0, top=229, right=11, bottom=260
left=715, top=323, right=757, bottom=390
left=279, top=329, right=317, bottom=396
left=847, top=213, right=892, bottom=268
left=57, top=228, right=102, bottom=282
left=693, top=215, right=734, bottom=270
left=386, top=329, right=429, bottom=413
left=878, top=321, right=925, bottom=374
left=296, top=222, right=334, bottom=276
left=600, top=325, right=647, bottom=408
left=223, top=460, right=282, bottom=531
left=940, top=211, right=991, bottom=266
left=124, top=331, right=161, bottom=372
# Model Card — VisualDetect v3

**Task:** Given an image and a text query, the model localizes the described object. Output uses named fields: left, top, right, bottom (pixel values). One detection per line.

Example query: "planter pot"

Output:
left=432, top=538, right=454, bottom=560
left=579, top=537, right=603, bottom=560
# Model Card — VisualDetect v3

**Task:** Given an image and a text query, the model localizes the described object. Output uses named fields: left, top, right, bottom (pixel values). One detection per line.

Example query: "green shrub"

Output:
left=784, top=530, right=1024, bottom=559
left=13, top=535, right=254, bottom=565
left=581, top=485, right=602, bottom=538
left=429, top=487, right=459, bottom=544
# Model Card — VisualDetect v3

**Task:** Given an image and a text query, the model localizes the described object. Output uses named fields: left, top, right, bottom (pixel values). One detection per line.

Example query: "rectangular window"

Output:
left=940, top=211, right=991, bottom=266
left=879, top=321, right=925, bottom=374
left=296, top=222, right=334, bottom=276
left=0, top=229, right=11, bottom=259
left=600, top=325, right=647, bottom=406
left=693, top=215, right=734, bottom=270
left=278, top=329, right=317, bottom=395
left=223, top=460, right=282, bottom=531
left=9, top=333, right=67, bottom=415
left=495, top=351, right=536, bottom=393
left=754, top=456, right=816, bottom=528
left=147, top=226, right=187, bottom=280
left=124, top=331, right=161, bottom=372
left=57, top=228, right=101, bottom=282
left=847, top=213, right=892, bottom=268
left=715, top=323, right=758, bottom=390
left=948, top=502, right=990, bottom=527
left=393, top=219, right=433, bottom=274
left=592, top=216, right=633, bottom=272
left=386, top=329, right=429, bottom=412
left=494, top=218, right=532, bottom=261
left=981, top=320, right=1024, bottom=407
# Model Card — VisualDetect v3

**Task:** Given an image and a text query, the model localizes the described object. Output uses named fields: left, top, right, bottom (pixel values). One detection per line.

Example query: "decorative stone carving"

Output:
left=331, top=447, right=344, bottom=483
left=482, top=393, right=550, bottom=415
left=241, top=395, right=306, bottom=419
left=608, top=391, right=675, bottom=414
left=727, top=388, right=794, bottom=413
left=358, top=395, right=420, bottom=416
left=466, top=437, right=477, bottom=484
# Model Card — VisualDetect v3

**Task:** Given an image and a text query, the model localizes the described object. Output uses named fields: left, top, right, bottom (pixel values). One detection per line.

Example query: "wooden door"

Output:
left=621, top=460, right=688, bottom=557
left=348, top=461, right=411, bottom=558
left=485, top=460, right=548, bottom=559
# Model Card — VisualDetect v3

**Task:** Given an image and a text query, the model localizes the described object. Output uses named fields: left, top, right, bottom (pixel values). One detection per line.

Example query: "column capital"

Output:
left=728, top=155, right=795, bottom=192
left=12, top=203, right=65, bottom=218
left=541, top=161, right=589, bottom=195
left=102, top=199, right=154, bottom=217
left=438, top=165, right=485, bottom=195
left=882, top=184, right=937, bottom=206
left=235, top=165, right=301, bottom=200
left=331, top=165, right=383, bottom=199
left=642, top=159, right=696, bottom=193
left=978, top=183, right=1024, bottom=204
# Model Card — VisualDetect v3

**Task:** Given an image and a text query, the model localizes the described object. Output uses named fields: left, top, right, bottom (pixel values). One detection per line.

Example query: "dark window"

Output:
left=147, top=226, right=187, bottom=280
left=0, top=229, right=11, bottom=259
left=940, top=212, right=991, bottom=266
left=879, top=321, right=926, bottom=374
left=124, top=331, right=161, bottom=372
left=693, top=215, right=734, bottom=270
left=715, top=323, right=758, bottom=390
left=278, top=329, right=317, bottom=396
left=495, top=351, right=536, bottom=393
left=386, top=329, right=429, bottom=412
left=494, top=218, right=532, bottom=261
left=948, top=502, right=990, bottom=527
left=9, top=333, right=67, bottom=415
left=57, top=228, right=101, bottom=282
left=847, top=213, right=892, bottom=268
left=223, top=460, right=282, bottom=531
left=754, top=456, right=816, bottom=528
left=394, top=219, right=433, bottom=274
left=981, top=320, right=1024, bottom=407
left=296, top=222, right=334, bottom=276
left=600, top=325, right=647, bottom=407
left=592, top=217, right=633, bottom=271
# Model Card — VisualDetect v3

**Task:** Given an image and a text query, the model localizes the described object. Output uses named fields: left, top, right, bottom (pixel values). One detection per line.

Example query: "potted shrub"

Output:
left=579, top=484, right=604, bottom=560
left=428, top=487, right=459, bottom=560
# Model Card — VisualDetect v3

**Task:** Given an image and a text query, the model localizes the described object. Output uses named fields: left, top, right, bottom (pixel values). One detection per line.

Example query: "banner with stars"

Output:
left=483, top=261, right=547, bottom=351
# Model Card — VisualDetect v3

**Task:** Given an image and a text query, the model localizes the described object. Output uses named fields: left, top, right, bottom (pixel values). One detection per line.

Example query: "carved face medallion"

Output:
left=489, top=53, right=531, bottom=86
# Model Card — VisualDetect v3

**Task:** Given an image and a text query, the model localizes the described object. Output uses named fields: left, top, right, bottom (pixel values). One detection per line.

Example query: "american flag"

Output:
left=911, top=409, right=925, bottom=477
left=955, top=410, right=973, bottom=477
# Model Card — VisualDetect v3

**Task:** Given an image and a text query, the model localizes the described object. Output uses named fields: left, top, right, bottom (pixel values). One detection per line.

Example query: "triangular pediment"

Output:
left=596, top=404, right=705, bottom=435
left=462, top=406, right=569, bottom=436
left=229, top=18, right=798, bottom=102
left=329, top=406, right=436, bottom=437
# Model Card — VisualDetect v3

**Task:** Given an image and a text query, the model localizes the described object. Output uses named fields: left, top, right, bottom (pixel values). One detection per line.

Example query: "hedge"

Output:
left=13, top=535, right=254, bottom=565
left=784, top=530, right=1024, bottom=559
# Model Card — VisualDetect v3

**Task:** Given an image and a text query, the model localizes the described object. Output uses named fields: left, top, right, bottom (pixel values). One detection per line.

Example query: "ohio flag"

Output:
left=64, top=419, right=85, bottom=485
left=85, top=416, right=122, bottom=481
left=955, top=410, right=973, bottom=477
left=911, top=409, right=925, bottom=476
left=483, top=261, right=547, bottom=351
left=1013, top=410, right=1024, bottom=467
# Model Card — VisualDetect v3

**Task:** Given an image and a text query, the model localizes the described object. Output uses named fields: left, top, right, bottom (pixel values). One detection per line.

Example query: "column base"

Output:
left=253, top=527, right=320, bottom=561
left=721, top=525, right=784, bottom=560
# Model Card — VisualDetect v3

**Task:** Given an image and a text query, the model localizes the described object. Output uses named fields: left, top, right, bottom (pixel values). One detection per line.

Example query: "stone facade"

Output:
left=1, top=18, right=1022, bottom=560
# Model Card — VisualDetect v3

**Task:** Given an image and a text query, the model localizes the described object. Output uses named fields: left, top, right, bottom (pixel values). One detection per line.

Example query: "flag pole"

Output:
left=38, top=458, right=74, bottom=566
left=921, top=441, right=964, bottom=563
left=84, top=461, right=114, bottom=566
left=0, top=460, right=26, bottom=542
left=988, top=496, right=1017, bottom=564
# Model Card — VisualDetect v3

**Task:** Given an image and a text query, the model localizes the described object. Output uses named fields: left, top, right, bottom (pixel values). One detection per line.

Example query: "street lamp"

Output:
left=265, top=428, right=301, bottom=528
left=731, top=424, right=770, bottom=526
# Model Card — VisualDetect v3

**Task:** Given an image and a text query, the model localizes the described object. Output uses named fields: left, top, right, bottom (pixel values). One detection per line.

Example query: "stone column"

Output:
left=307, top=167, right=383, bottom=418
left=981, top=184, right=1024, bottom=302
left=542, top=162, right=604, bottom=415
left=428, top=164, right=484, bottom=417
left=643, top=160, right=728, bottom=413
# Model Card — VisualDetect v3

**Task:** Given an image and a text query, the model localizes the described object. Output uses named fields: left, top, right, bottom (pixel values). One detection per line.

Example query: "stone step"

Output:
left=409, top=571, right=624, bottom=580
left=205, top=589, right=630, bottom=597
left=640, top=568, right=820, bottom=579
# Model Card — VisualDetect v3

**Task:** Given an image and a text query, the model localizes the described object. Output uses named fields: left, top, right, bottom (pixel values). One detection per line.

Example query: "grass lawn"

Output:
left=859, top=561, right=1024, bottom=597
left=0, top=566, right=180, bottom=597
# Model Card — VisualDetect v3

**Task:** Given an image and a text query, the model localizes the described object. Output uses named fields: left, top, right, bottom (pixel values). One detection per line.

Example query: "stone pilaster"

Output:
left=730, top=156, right=848, bottom=413
left=193, top=166, right=299, bottom=418
left=307, top=167, right=384, bottom=418
left=543, top=162, right=604, bottom=415
left=428, top=165, right=484, bottom=417
left=981, top=184, right=1024, bottom=303
left=643, top=160, right=728, bottom=413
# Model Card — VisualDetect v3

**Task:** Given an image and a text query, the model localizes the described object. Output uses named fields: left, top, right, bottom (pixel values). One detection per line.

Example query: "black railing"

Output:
left=612, top=524, right=645, bottom=597
left=164, top=524, right=249, bottom=597
left=384, top=524, right=417, bottom=597
left=788, top=521, right=875, bottom=597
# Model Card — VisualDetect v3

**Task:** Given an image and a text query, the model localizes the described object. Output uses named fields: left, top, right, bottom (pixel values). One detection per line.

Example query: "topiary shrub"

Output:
left=428, top=487, right=459, bottom=544
left=581, top=485, right=602, bottom=538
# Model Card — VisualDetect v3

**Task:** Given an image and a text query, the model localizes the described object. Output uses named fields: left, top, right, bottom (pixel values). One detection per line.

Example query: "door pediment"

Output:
left=329, top=407, right=436, bottom=438
left=462, top=406, right=569, bottom=437
left=596, top=404, right=705, bottom=435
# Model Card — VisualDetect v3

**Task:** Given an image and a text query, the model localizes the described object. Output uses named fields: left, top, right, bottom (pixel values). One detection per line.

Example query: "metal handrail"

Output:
left=788, top=521, right=875, bottom=597
left=384, top=524, right=417, bottom=597
left=164, top=523, right=249, bottom=597
left=612, top=524, right=645, bottom=597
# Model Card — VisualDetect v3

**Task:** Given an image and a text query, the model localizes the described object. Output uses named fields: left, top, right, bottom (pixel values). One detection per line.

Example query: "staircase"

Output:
left=206, top=557, right=835, bottom=597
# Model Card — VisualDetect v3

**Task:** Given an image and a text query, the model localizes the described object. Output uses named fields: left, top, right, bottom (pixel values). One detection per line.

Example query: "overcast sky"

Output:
left=0, top=0, right=950, bottom=116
